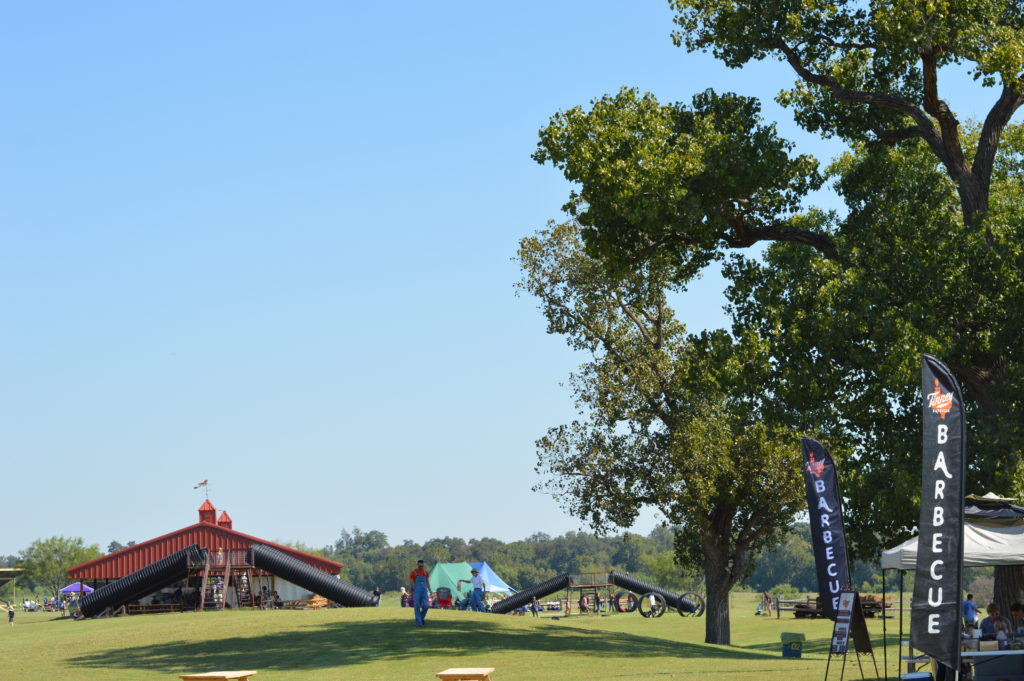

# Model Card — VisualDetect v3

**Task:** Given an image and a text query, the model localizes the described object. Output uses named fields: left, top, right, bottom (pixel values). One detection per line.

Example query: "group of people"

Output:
left=962, top=593, right=1024, bottom=647
left=258, top=585, right=283, bottom=609
left=404, top=560, right=489, bottom=625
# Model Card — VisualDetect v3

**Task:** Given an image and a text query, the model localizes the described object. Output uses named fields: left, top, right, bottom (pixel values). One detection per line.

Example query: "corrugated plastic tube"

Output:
left=608, top=570, right=701, bottom=613
left=250, top=543, right=377, bottom=607
left=489, top=573, right=572, bottom=614
left=78, top=545, right=203, bottom=618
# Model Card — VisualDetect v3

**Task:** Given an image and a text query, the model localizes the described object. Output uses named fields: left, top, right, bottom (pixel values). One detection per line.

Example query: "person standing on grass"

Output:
left=964, top=593, right=979, bottom=625
left=469, top=568, right=487, bottom=612
left=409, top=560, right=431, bottom=626
left=7, top=606, right=13, bottom=626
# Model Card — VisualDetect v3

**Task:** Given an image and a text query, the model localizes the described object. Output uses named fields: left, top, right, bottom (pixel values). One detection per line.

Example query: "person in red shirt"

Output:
left=408, top=560, right=430, bottom=625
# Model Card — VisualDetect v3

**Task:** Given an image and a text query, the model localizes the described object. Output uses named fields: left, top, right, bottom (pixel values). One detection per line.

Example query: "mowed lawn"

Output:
left=0, top=593, right=907, bottom=681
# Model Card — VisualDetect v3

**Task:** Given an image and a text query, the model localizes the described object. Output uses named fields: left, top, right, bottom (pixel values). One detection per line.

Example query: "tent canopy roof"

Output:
left=469, top=561, right=516, bottom=593
left=428, top=562, right=474, bottom=597
left=59, top=582, right=94, bottom=594
left=882, top=521, right=1024, bottom=569
left=427, top=561, right=517, bottom=596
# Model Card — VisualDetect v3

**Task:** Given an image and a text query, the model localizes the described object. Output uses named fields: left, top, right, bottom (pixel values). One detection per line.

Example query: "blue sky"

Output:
left=1, top=2, right=1007, bottom=557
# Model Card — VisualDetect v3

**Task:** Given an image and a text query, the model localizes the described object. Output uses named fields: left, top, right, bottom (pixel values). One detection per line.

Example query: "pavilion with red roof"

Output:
left=66, top=500, right=343, bottom=611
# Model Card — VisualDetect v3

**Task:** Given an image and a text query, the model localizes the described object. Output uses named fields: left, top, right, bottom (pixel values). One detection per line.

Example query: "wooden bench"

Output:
left=179, top=672, right=257, bottom=681
left=436, top=668, right=495, bottom=681
left=126, top=603, right=181, bottom=614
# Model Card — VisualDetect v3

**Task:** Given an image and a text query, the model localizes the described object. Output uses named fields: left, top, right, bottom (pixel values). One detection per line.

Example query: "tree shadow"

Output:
left=70, top=617, right=782, bottom=673
left=745, top=631, right=896, bottom=657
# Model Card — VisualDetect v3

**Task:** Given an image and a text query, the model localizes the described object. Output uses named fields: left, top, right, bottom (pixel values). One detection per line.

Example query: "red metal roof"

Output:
left=67, top=505, right=342, bottom=580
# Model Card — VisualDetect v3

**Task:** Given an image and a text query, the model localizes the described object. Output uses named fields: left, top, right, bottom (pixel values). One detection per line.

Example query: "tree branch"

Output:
left=614, top=294, right=659, bottom=349
left=610, top=294, right=681, bottom=414
left=920, top=47, right=978, bottom=216
left=973, top=82, right=1024, bottom=199
left=774, top=40, right=956, bottom=177
left=722, top=213, right=838, bottom=259
left=551, top=300, right=673, bottom=422
left=810, top=33, right=875, bottom=51
left=873, top=125, right=924, bottom=146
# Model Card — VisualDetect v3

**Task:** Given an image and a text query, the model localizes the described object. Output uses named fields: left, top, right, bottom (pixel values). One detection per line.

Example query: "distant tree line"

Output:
left=282, top=526, right=711, bottom=594
left=5, top=524, right=930, bottom=601
left=288, top=524, right=891, bottom=596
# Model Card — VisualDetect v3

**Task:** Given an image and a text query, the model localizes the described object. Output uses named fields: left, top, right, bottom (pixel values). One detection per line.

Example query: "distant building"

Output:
left=66, top=500, right=342, bottom=608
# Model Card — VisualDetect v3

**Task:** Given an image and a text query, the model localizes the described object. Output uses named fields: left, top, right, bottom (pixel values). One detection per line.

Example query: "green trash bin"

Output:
left=781, top=632, right=806, bottom=658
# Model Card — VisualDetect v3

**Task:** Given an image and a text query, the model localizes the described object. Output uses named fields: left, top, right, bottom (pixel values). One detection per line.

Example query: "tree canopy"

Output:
left=670, top=0, right=1024, bottom=231
left=517, top=221, right=803, bottom=644
left=527, top=0, right=1024, bottom=629
left=18, top=536, right=101, bottom=597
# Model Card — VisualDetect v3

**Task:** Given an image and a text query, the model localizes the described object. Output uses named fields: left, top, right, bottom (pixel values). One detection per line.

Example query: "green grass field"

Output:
left=0, top=593, right=909, bottom=681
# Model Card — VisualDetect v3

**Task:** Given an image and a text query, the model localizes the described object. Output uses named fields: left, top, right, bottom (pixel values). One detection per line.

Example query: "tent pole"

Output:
left=899, top=570, right=906, bottom=675
left=882, top=568, right=888, bottom=680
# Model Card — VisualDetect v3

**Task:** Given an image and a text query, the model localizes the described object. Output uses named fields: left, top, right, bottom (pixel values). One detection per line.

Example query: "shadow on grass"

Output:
left=745, top=631, right=899, bottom=681
left=745, top=631, right=900, bottom=657
left=70, top=617, right=783, bottom=673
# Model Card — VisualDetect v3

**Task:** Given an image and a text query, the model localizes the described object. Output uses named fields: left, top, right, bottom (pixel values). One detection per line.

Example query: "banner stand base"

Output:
left=824, top=591, right=879, bottom=681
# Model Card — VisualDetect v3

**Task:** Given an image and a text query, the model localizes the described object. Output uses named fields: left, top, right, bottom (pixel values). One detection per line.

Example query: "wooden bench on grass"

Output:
left=280, top=596, right=329, bottom=610
left=436, top=668, right=496, bottom=681
left=179, top=671, right=257, bottom=681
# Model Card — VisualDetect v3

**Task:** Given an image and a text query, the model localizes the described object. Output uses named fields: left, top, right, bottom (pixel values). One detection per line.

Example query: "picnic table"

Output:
left=436, top=668, right=496, bottom=681
left=127, top=603, right=181, bottom=614
left=178, top=672, right=257, bottom=681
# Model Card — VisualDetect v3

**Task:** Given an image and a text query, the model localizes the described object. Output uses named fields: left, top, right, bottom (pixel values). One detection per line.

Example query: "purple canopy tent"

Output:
left=59, top=582, right=94, bottom=594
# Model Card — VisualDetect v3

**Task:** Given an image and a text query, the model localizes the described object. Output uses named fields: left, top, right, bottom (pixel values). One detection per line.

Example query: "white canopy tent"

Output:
left=881, top=520, right=1024, bottom=569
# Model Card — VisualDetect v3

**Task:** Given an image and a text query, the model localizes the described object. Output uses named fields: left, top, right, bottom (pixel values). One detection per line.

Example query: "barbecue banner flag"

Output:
left=801, top=437, right=852, bottom=620
left=911, top=354, right=966, bottom=672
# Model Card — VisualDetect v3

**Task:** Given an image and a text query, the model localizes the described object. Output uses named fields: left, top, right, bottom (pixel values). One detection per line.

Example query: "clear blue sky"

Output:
left=1, top=2, right=1005, bottom=557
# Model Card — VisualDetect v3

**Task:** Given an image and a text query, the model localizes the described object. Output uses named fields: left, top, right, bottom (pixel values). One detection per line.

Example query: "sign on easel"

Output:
left=825, top=591, right=877, bottom=681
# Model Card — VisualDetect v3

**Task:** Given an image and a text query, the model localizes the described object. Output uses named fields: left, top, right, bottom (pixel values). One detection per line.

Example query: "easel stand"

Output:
left=824, top=591, right=879, bottom=681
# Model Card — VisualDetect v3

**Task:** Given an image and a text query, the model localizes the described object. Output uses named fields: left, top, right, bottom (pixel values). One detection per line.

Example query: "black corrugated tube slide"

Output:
left=489, top=573, right=572, bottom=614
left=608, top=570, right=705, bottom=614
left=78, top=545, right=204, bottom=618
left=250, top=543, right=377, bottom=607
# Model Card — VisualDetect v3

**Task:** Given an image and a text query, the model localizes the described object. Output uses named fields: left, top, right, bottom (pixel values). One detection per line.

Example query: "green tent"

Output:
left=428, top=562, right=474, bottom=599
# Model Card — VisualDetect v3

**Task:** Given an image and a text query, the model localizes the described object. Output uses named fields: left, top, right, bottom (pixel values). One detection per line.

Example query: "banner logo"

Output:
left=807, top=452, right=825, bottom=479
left=927, top=379, right=954, bottom=419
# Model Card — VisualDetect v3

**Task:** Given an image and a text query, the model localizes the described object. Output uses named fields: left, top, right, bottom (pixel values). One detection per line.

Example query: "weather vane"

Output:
left=193, top=479, right=209, bottom=500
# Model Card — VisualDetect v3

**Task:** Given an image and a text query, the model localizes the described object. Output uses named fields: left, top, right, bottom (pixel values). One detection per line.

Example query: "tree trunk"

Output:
left=703, top=542, right=735, bottom=645
left=994, top=565, right=1024, bottom=619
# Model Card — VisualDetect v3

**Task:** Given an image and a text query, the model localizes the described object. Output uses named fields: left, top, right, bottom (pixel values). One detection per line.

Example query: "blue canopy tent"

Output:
left=59, top=582, right=94, bottom=594
left=468, top=562, right=516, bottom=593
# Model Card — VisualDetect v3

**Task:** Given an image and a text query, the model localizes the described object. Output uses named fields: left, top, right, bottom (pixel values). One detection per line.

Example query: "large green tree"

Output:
left=724, top=129, right=1024, bottom=604
left=517, top=220, right=803, bottom=644
left=18, top=536, right=102, bottom=598
left=532, top=0, right=1024, bottom=611
left=671, top=0, right=1024, bottom=232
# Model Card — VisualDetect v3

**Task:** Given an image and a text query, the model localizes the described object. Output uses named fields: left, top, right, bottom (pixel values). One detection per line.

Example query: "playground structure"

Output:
left=489, top=570, right=705, bottom=618
left=77, top=543, right=377, bottom=618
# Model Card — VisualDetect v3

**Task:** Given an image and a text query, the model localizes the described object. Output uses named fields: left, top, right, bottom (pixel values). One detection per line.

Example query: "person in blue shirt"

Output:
left=980, top=602, right=1010, bottom=638
left=963, top=593, right=979, bottom=625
